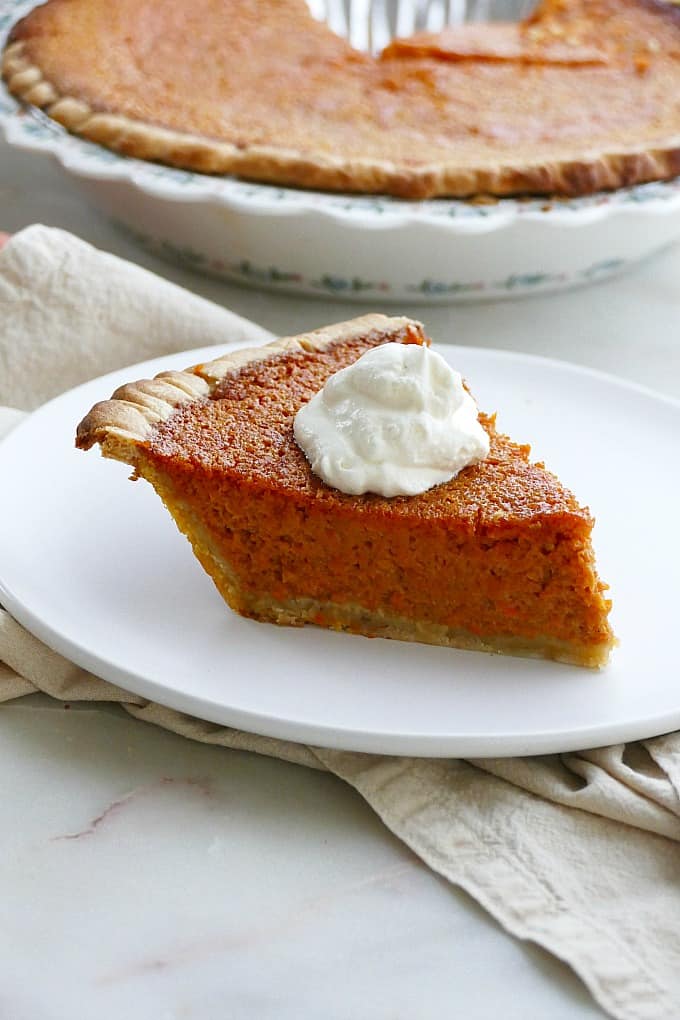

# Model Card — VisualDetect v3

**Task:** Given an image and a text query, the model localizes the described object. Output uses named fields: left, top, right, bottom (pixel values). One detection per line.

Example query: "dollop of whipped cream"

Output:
left=293, top=343, right=490, bottom=497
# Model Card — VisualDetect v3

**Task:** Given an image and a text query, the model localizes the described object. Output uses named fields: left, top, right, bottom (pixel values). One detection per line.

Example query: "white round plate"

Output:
left=1, top=343, right=679, bottom=757
left=3, top=0, right=680, bottom=303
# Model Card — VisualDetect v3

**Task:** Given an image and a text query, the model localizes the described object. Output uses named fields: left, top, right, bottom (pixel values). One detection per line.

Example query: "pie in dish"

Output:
left=3, top=0, right=680, bottom=199
left=76, top=314, right=615, bottom=667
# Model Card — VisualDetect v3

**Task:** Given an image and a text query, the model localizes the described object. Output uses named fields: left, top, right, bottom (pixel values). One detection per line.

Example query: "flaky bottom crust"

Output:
left=241, top=597, right=613, bottom=669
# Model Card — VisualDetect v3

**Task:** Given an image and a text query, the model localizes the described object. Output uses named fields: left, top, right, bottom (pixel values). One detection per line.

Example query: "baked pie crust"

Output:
left=3, top=0, right=680, bottom=198
left=76, top=314, right=615, bottom=667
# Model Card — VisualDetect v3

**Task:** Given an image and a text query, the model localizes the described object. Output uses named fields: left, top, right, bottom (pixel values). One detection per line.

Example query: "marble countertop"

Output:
left=2, top=136, right=678, bottom=1019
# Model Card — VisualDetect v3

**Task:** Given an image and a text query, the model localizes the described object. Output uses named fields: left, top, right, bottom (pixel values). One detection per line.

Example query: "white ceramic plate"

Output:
left=1, top=343, right=679, bottom=757
left=3, top=0, right=680, bottom=303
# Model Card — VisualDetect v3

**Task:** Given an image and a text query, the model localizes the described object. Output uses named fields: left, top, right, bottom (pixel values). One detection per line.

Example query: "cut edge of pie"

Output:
left=3, top=0, right=680, bottom=199
left=76, top=313, right=615, bottom=669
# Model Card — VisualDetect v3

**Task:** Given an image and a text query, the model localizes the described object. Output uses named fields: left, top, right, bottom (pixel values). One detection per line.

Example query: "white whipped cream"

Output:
left=293, top=343, right=490, bottom=497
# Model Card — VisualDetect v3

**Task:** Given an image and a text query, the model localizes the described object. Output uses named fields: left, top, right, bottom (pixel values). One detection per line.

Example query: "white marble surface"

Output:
left=2, top=136, right=679, bottom=1019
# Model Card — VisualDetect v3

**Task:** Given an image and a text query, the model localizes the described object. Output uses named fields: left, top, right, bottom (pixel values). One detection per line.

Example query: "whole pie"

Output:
left=3, top=0, right=680, bottom=198
left=76, top=314, right=615, bottom=667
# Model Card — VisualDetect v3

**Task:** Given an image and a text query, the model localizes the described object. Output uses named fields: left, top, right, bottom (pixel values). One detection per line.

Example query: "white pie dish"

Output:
left=2, top=0, right=680, bottom=304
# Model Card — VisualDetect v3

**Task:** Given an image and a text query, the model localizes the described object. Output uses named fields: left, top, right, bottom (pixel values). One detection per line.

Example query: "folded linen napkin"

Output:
left=2, top=225, right=679, bottom=1020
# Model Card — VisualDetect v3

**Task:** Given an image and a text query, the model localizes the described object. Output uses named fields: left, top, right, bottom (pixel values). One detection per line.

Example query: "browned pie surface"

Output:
left=5, top=0, right=680, bottom=197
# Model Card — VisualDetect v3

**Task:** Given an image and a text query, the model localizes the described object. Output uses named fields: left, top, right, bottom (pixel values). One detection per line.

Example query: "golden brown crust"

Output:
left=4, top=0, right=680, bottom=201
left=75, top=314, right=424, bottom=457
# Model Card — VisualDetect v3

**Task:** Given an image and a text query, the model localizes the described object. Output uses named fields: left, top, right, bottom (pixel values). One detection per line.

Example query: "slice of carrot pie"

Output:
left=76, top=314, right=614, bottom=667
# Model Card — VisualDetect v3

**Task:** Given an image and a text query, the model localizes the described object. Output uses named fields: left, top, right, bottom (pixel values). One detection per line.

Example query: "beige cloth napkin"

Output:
left=0, top=224, right=270, bottom=409
left=2, top=225, right=680, bottom=1020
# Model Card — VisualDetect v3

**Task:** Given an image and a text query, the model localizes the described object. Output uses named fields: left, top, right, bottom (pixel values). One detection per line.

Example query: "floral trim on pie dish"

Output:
left=115, top=223, right=639, bottom=296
